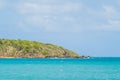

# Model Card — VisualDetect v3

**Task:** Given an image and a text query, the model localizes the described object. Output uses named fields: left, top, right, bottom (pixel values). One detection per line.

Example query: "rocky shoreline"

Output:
left=0, top=55, right=90, bottom=58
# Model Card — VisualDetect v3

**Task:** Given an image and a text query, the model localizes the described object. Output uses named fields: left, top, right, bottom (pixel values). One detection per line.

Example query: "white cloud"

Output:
left=18, top=15, right=82, bottom=32
left=15, top=0, right=120, bottom=32
left=0, top=0, right=5, bottom=10
left=100, top=20, right=120, bottom=31
left=87, top=5, right=118, bottom=20
left=97, top=5, right=120, bottom=31
left=16, top=2, right=82, bottom=14
left=85, top=4, right=120, bottom=31
left=103, top=6, right=117, bottom=18
left=15, top=1, right=83, bottom=32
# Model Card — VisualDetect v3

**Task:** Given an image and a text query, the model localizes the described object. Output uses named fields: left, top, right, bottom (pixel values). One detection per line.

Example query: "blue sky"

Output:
left=0, top=0, right=120, bottom=57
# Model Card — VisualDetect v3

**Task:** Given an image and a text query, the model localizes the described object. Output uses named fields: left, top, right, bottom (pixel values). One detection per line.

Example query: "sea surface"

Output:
left=0, top=57, right=120, bottom=80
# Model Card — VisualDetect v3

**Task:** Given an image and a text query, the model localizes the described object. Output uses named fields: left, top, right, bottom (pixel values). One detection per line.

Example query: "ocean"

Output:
left=0, top=57, right=120, bottom=80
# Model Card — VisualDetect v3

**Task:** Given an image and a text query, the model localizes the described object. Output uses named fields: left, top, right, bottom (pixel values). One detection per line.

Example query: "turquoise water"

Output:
left=0, top=58, right=120, bottom=80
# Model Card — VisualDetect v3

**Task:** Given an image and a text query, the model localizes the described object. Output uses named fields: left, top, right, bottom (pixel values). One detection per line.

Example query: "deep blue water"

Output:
left=0, top=57, right=120, bottom=80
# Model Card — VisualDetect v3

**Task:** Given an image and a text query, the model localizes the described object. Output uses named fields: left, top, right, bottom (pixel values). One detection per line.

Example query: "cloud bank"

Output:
left=1, top=0, right=120, bottom=32
left=15, top=1, right=82, bottom=32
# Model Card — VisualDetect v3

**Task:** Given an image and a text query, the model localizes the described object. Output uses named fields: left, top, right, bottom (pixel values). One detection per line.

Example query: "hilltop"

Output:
left=0, top=39, right=82, bottom=58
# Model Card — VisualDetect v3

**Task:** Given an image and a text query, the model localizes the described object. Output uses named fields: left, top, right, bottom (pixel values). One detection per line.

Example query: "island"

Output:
left=0, top=39, right=86, bottom=58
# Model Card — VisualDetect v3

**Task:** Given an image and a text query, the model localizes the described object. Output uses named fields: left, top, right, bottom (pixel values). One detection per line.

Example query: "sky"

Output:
left=0, top=0, right=120, bottom=57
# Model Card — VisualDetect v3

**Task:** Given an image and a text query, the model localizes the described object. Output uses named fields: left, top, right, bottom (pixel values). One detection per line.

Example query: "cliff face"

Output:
left=0, top=39, right=80, bottom=58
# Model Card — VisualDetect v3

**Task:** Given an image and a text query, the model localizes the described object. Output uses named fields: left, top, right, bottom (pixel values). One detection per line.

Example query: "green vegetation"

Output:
left=0, top=39, right=80, bottom=58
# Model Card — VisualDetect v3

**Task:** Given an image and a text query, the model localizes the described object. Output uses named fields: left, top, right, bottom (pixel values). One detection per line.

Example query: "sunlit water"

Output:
left=0, top=57, right=120, bottom=80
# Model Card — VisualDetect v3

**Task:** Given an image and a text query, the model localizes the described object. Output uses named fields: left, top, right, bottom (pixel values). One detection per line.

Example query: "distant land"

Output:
left=0, top=39, right=88, bottom=58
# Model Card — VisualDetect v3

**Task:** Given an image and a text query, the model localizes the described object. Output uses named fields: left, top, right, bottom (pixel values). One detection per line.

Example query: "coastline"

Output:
left=0, top=57, right=15, bottom=58
left=0, top=56, right=90, bottom=59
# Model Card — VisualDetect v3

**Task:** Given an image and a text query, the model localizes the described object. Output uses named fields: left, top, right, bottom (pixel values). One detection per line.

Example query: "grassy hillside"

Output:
left=0, top=39, right=80, bottom=58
